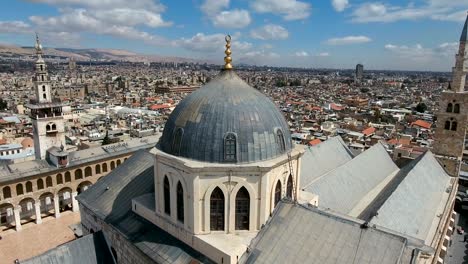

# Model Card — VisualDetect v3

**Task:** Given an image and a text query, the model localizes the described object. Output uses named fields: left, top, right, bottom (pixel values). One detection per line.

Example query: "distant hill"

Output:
left=0, top=44, right=208, bottom=64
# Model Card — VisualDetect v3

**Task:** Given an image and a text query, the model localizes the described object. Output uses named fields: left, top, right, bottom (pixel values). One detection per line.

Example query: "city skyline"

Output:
left=0, top=1, right=467, bottom=71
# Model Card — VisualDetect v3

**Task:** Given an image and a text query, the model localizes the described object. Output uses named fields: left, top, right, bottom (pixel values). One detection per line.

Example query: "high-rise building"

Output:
left=26, top=34, right=66, bottom=160
left=433, top=13, right=468, bottom=177
left=355, top=63, right=364, bottom=80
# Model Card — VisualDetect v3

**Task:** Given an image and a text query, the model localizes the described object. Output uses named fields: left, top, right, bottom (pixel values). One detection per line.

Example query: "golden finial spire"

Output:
left=224, top=35, right=232, bottom=70
left=35, top=32, right=43, bottom=55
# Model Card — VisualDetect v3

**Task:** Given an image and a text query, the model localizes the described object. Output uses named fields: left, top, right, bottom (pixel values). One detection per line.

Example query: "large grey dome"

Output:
left=159, top=70, right=292, bottom=164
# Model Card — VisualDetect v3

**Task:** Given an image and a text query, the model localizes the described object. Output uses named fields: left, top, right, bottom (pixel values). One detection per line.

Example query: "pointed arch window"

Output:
left=276, top=129, right=286, bottom=153
left=454, top=104, right=460, bottom=113
left=172, top=128, right=183, bottom=155
left=445, top=120, right=451, bottom=130
left=164, top=176, right=171, bottom=215
left=452, top=121, right=458, bottom=131
left=224, top=133, right=237, bottom=162
left=235, top=187, right=250, bottom=230
left=176, top=181, right=184, bottom=223
left=274, top=180, right=282, bottom=208
left=286, top=174, right=293, bottom=199
left=210, top=187, right=225, bottom=231
left=447, top=103, right=453, bottom=112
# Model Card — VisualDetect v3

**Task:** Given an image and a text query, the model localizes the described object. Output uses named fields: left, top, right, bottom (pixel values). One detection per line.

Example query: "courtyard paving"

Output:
left=0, top=211, right=80, bottom=264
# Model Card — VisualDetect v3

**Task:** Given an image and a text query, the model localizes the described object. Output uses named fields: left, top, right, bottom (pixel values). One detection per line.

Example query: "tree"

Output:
left=415, top=102, right=427, bottom=113
left=102, top=131, right=112, bottom=145
left=0, top=99, right=7, bottom=110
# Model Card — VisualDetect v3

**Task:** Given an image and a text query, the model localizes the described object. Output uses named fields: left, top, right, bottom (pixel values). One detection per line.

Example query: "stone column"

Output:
left=71, top=192, right=79, bottom=212
left=54, top=195, right=61, bottom=218
left=14, top=207, right=22, bottom=231
left=35, top=201, right=42, bottom=224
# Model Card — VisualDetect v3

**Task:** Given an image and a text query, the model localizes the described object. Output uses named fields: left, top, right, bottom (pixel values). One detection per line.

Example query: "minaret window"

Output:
left=164, top=176, right=171, bottom=215
left=176, top=181, right=184, bottom=223
left=40, top=65, right=43, bottom=71
left=224, top=133, right=237, bottom=161
left=447, top=103, right=453, bottom=112
left=276, top=129, right=286, bottom=153
left=210, top=187, right=225, bottom=231
left=41, top=75, right=44, bottom=81
left=454, top=104, right=460, bottom=113
left=286, top=174, right=293, bottom=199
left=235, top=187, right=250, bottom=230
left=42, top=85, right=46, bottom=92
left=274, top=180, right=282, bottom=208
left=172, top=128, right=183, bottom=155
left=16, top=184, right=23, bottom=195
left=3, top=186, right=11, bottom=199
left=452, top=121, right=458, bottom=131
left=43, top=94, right=47, bottom=99
left=37, top=179, right=44, bottom=190
left=445, top=121, right=451, bottom=130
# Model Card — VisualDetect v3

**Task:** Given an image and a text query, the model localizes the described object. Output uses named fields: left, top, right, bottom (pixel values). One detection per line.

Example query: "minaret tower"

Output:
left=27, top=33, right=66, bottom=160
left=433, top=13, right=468, bottom=176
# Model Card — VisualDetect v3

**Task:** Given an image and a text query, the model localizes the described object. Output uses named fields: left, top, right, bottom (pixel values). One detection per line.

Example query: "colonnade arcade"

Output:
left=0, top=156, right=128, bottom=232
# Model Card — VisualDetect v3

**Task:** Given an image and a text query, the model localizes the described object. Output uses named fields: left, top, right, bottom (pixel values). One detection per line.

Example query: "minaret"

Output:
left=27, top=34, right=66, bottom=160
left=433, top=13, right=468, bottom=176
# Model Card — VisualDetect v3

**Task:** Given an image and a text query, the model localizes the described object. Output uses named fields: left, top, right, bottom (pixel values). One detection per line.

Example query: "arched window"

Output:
left=224, top=133, right=237, bottom=161
left=37, top=179, right=44, bottom=190
left=274, top=180, right=282, bottom=208
left=43, top=93, right=46, bottom=99
left=164, top=176, right=171, bottom=215
left=447, top=103, right=453, bottom=112
left=235, top=187, right=250, bottom=230
left=110, top=161, right=115, bottom=170
left=177, top=181, right=184, bottom=223
left=210, top=187, right=225, bottom=231
left=46, top=124, right=51, bottom=131
left=286, top=174, right=293, bottom=199
left=3, top=186, right=11, bottom=199
left=116, top=159, right=121, bottom=166
left=65, top=172, right=71, bottom=182
left=276, top=129, right=286, bottom=153
left=46, top=176, right=53, bottom=187
left=445, top=120, right=451, bottom=130
left=56, top=173, right=63, bottom=185
left=26, top=181, right=33, bottom=193
left=102, top=163, right=108, bottom=172
left=454, top=104, right=460, bottom=113
left=42, top=85, right=46, bottom=92
left=85, top=167, right=92, bottom=177
left=172, top=128, right=183, bottom=155
left=75, top=169, right=83, bottom=180
left=40, top=65, right=43, bottom=71
left=95, top=164, right=101, bottom=174
left=452, top=121, right=458, bottom=131
left=52, top=123, right=56, bottom=130
left=16, top=184, right=24, bottom=196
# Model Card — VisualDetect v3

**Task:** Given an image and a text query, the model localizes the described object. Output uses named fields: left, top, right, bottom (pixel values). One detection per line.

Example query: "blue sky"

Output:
left=0, top=0, right=467, bottom=71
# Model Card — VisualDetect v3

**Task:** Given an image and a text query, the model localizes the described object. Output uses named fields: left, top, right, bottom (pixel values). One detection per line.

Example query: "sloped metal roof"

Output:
left=369, top=151, right=453, bottom=244
left=159, top=70, right=292, bottom=164
left=303, top=143, right=399, bottom=215
left=300, top=136, right=354, bottom=188
left=77, top=150, right=213, bottom=264
left=22, top=231, right=113, bottom=264
left=241, top=202, right=413, bottom=264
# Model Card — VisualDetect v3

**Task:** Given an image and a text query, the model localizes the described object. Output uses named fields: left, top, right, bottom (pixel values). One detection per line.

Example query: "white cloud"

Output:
left=0, top=21, right=32, bottom=34
left=331, top=0, right=349, bottom=12
left=351, top=1, right=468, bottom=23
left=317, top=52, right=330, bottom=57
left=326, top=35, right=372, bottom=45
left=200, top=0, right=250, bottom=28
left=251, top=0, right=311, bottom=20
left=26, top=0, right=166, bottom=12
left=212, top=9, right=251, bottom=28
left=201, top=0, right=229, bottom=16
left=176, top=33, right=252, bottom=53
left=295, top=51, right=309, bottom=57
left=385, top=42, right=458, bottom=60
left=250, top=24, right=289, bottom=40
